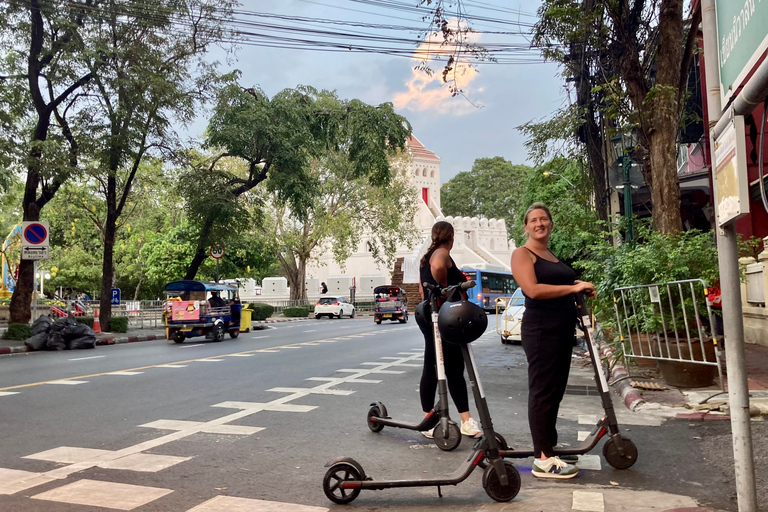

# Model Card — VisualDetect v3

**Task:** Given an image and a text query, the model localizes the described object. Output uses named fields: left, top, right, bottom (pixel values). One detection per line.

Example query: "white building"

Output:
left=263, top=136, right=515, bottom=301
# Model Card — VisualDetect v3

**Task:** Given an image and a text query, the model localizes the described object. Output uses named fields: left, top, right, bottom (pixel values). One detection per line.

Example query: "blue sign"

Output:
left=111, top=288, right=121, bottom=305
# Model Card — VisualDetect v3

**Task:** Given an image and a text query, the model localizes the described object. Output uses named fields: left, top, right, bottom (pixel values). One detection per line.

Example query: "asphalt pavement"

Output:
left=0, top=315, right=766, bottom=511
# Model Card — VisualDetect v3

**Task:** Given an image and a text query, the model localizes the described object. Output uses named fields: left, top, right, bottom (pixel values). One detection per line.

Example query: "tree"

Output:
left=533, top=0, right=700, bottom=234
left=267, top=152, right=420, bottom=301
left=76, top=0, right=233, bottom=330
left=1, top=0, right=101, bottom=323
left=440, top=157, right=533, bottom=238
left=184, top=85, right=413, bottom=280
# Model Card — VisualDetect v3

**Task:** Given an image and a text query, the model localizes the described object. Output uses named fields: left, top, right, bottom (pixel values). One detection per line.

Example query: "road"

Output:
left=0, top=317, right=738, bottom=511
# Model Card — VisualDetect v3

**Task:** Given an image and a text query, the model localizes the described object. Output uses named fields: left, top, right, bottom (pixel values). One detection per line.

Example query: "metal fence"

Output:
left=613, top=279, right=724, bottom=389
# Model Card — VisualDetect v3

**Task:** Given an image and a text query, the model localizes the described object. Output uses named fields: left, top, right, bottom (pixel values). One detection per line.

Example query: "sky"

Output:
left=191, top=0, right=566, bottom=184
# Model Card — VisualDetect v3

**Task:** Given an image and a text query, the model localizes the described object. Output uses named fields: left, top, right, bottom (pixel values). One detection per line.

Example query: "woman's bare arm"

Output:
left=510, top=248, right=593, bottom=299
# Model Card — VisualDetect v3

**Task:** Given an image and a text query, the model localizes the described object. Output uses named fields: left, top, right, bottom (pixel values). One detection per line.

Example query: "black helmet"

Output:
left=414, top=300, right=431, bottom=331
left=437, top=300, right=487, bottom=344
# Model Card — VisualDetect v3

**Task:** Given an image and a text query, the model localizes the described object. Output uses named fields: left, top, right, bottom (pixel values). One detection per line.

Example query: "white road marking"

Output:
left=98, top=453, right=192, bottom=472
left=281, top=346, right=301, bottom=349
left=68, top=355, right=105, bottom=361
left=31, top=479, right=173, bottom=511
left=0, top=392, right=19, bottom=397
left=227, top=354, right=255, bottom=357
left=195, top=359, right=224, bottom=362
left=576, top=454, right=602, bottom=471
left=24, top=447, right=111, bottom=464
left=578, top=414, right=598, bottom=425
left=572, top=490, right=605, bottom=511
left=303, top=330, right=317, bottom=333
left=187, top=495, right=328, bottom=512
left=251, top=335, right=270, bottom=339
left=268, top=387, right=355, bottom=396
left=578, top=430, right=590, bottom=441
left=179, top=344, right=206, bottom=349
left=156, top=365, right=187, bottom=368
left=46, top=380, right=88, bottom=385
left=259, top=349, right=280, bottom=352
left=107, top=371, right=144, bottom=376
left=139, top=419, right=264, bottom=436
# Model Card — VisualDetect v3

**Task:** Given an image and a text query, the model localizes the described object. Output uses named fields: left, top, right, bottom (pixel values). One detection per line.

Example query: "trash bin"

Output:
left=239, top=306, right=252, bottom=333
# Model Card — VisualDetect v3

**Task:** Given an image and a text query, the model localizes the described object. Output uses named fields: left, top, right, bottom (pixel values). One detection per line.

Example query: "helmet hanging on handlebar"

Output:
left=414, top=300, right=431, bottom=331
left=437, top=300, right=487, bottom=345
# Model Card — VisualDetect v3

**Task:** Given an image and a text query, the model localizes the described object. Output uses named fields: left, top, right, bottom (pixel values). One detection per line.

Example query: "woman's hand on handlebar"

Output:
left=574, top=280, right=596, bottom=297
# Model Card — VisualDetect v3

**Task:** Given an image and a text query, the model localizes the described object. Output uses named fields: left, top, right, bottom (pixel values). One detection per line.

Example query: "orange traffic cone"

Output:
left=93, top=309, right=101, bottom=334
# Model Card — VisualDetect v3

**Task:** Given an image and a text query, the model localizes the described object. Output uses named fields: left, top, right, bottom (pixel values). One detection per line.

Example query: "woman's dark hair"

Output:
left=420, top=221, right=454, bottom=267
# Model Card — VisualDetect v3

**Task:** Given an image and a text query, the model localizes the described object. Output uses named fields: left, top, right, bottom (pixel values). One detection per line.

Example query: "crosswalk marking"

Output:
left=98, top=453, right=192, bottom=472
left=31, top=479, right=173, bottom=511
left=572, top=490, right=605, bottom=511
left=187, top=495, right=328, bottom=511
left=24, top=447, right=111, bottom=464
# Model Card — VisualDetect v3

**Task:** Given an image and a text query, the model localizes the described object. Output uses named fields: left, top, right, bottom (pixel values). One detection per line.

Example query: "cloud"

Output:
left=392, top=20, right=483, bottom=115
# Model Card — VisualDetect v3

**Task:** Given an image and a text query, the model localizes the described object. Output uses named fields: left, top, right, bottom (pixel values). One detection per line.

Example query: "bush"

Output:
left=75, top=316, right=94, bottom=328
left=110, top=316, right=128, bottom=333
left=247, top=302, right=274, bottom=321
left=3, top=323, right=31, bottom=340
left=283, top=306, right=309, bottom=318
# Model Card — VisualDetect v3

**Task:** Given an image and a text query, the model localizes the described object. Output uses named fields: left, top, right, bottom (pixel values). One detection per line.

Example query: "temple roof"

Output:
left=407, top=136, right=441, bottom=162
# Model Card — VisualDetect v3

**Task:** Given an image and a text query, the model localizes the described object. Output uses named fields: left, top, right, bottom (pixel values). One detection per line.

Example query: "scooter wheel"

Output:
left=482, top=460, right=521, bottom=502
left=478, top=433, right=510, bottom=469
left=366, top=405, right=385, bottom=433
left=323, top=463, right=362, bottom=504
left=603, top=437, right=638, bottom=469
left=433, top=422, right=461, bottom=451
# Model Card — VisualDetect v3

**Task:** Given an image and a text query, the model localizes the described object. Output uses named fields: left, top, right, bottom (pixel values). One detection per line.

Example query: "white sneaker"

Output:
left=532, top=456, right=579, bottom=479
left=460, top=417, right=481, bottom=437
left=421, top=427, right=435, bottom=439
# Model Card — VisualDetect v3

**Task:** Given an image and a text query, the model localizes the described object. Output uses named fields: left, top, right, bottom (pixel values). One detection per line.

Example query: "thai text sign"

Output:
left=171, top=300, right=200, bottom=321
left=713, top=115, right=749, bottom=226
left=716, top=0, right=768, bottom=102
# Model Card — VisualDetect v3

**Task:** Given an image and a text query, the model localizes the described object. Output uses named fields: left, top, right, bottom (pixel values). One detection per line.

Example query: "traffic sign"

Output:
left=210, top=244, right=225, bottom=259
left=21, top=221, right=50, bottom=260
left=21, top=246, right=49, bottom=261
left=111, top=288, right=121, bottom=305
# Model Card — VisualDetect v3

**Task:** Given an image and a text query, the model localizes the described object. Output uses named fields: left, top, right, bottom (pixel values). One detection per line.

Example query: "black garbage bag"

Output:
left=30, top=315, right=52, bottom=336
left=24, top=332, right=49, bottom=351
left=69, top=334, right=96, bottom=350
left=50, top=316, right=77, bottom=333
left=46, top=330, right=67, bottom=351
left=63, top=322, right=95, bottom=341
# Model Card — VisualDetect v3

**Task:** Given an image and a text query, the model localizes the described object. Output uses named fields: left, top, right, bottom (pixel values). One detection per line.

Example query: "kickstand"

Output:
left=437, top=485, right=442, bottom=498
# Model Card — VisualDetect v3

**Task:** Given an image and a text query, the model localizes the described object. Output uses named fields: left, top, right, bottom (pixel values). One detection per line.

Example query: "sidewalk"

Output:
left=0, top=316, right=311, bottom=355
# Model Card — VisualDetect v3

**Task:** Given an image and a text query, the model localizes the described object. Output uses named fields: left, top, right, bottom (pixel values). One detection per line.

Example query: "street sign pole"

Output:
left=702, top=2, right=757, bottom=510
left=209, top=244, right=224, bottom=283
left=216, top=258, right=219, bottom=284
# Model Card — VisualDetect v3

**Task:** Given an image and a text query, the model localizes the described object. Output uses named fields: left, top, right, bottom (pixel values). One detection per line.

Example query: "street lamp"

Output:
left=542, top=171, right=576, bottom=188
left=611, top=134, right=636, bottom=245
left=37, top=270, right=51, bottom=298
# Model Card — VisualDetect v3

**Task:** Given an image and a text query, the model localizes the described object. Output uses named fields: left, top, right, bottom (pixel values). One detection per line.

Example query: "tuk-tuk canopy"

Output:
left=164, top=280, right=238, bottom=294
left=374, top=286, right=407, bottom=297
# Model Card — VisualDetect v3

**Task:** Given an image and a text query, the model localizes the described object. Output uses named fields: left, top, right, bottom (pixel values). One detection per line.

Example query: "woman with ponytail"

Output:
left=417, top=221, right=481, bottom=439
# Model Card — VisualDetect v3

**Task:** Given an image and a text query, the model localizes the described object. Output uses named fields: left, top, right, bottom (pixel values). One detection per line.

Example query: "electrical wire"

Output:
left=759, top=97, right=768, bottom=215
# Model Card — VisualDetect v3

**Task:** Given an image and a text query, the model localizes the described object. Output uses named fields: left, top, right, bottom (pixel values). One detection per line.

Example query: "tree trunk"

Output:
left=649, top=0, right=684, bottom=234
left=184, top=216, right=215, bottom=280
left=9, top=181, right=41, bottom=324
left=99, top=176, right=118, bottom=332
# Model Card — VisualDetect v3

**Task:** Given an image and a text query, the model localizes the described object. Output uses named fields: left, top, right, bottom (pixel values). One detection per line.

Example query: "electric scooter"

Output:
left=365, top=280, right=462, bottom=451
left=497, top=292, right=638, bottom=469
left=322, top=281, right=521, bottom=504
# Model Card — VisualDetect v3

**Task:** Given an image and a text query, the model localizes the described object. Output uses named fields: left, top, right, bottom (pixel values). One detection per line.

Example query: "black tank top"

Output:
left=420, top=249, right=466, bottom=307
left=522, top=247, right=577, bottom=311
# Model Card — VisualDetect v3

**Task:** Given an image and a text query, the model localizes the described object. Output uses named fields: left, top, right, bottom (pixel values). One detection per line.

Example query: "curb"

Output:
left=594, top=328, right=645, bottom=411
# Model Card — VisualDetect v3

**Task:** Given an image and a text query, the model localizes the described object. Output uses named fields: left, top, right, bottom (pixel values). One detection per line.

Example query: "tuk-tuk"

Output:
left=373, top=285, right=408, bottom=324
left=163, top=280, right=243, bottom=343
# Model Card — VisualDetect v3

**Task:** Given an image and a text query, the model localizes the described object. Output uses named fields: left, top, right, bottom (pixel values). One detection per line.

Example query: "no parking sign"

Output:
left=21, top=221, right=49, bottom=260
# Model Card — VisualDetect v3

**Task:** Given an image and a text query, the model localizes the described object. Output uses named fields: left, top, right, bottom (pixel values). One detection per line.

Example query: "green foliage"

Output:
left=109, top=317, right=128, bottom=333
left=3, top=323, right=30, bottom=341
left=441, top=157, right=533, bottom=238
left=283, top=306, right=309, bottom=318
left=577, top=218, right=720, bottom=327
left=247, top=302, right=274, bottom=321
left=75, top=316, right=94, bottom=328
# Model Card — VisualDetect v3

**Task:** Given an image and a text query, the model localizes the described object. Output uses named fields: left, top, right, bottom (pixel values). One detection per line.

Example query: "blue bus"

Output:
left=460, top=267, right=518, bottom=311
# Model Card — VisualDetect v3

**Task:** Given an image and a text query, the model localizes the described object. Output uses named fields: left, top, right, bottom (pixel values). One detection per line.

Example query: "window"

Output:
left=422, top=168, right=428, bottom=176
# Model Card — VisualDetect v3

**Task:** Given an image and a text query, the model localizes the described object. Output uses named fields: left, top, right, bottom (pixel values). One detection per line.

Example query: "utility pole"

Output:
left=621, top=154, right=633, bottom=245
left=701, top=1, right=757, bottom=510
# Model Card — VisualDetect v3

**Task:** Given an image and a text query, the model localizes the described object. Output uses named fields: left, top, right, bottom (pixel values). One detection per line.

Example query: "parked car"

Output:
left=315, top=296, right=356, bottom=319
left=498, top=288, right=525, bottom=345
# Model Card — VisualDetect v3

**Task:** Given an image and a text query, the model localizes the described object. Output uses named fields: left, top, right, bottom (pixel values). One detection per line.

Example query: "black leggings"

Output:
left=521, top=308, right=575, bottom=458
left=418, top=320, right=470, bottom=414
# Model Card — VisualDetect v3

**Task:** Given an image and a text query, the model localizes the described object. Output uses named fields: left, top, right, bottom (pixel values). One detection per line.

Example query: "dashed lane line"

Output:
left=68, top=356, right=105, bottom=361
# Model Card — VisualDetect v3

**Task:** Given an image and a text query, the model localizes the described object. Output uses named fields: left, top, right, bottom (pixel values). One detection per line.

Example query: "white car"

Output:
left=498, top=288, right=525, bottom=345
left=314, top=297, right=356, bottom=319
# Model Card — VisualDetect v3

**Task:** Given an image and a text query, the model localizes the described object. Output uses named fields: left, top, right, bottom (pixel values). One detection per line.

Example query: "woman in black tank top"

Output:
left=417, top=221, right=481, bottom=439
left=510, top=203, right=595, bottom=479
